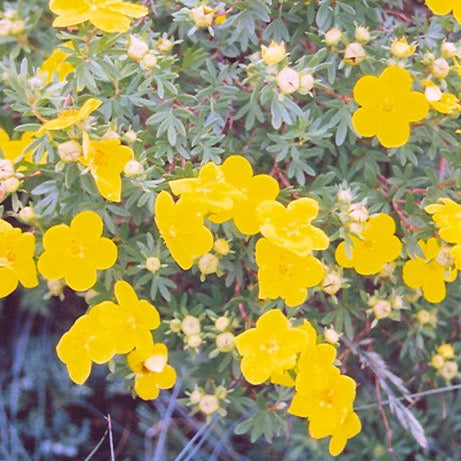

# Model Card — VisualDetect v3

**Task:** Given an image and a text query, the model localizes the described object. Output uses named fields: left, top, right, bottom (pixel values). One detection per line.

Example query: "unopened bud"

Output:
left=436, top=247, right=454, bottom=268
left=124, top=130, right=138, bottom=144
left=156, top=38, right=174, bottom=53
left=215, top=385, right=227, bottom=399
left=390, top=38, right=416, bottom=58
left=441, top=41, right=457, bottom=58
left=337, top=189, right=352, bottom=203
left=354, top=26, right=370, bottom=43
left=216, top=332, right=235, bottom=352
left=181, top=315, right=201, bottom=336
left=124, top=160, right=144, bottom=177
left=0, top=159, right=15, bottom=180
left=199, top=394, right=219, bottom=415
left=10, top=20, right=25, bottom=35
left=431, top=354, right=444, bottom=369
left=191, top=5, right=215, bottom=28
left=372, top=299, right=392, bottom=320
left=276, top=67, right=300, bottom=94
left=101, top=129, right=120, bottom=140
left=344, top=42, right=365, bottom=65
left=127, top=35, right=148, bottom=61
left=421, top=52, right=435, bottom=66
left=324, top=28, right=342, bottom=46
left=187, top=334, right=202, bottom=348
left=416, top=309, right=431, bottom=325
left=142, top=53, right=158, bottom=68
left=347, top=203, right=369, bottom=222
left=298, top=73, right=315, bottom=95
left=84, top=289, right=98, bottom=303
left=431, top=58, right=450, bottom=79
left=145, top=256, right=161, bottom=273
left=18, top=206, right=36, bottom=223
left=440, top=361, right=458, bottom=380
left=47, top=279, right=65, bottom=297
left=198, top=253, right=219, bottom=275
left=169, top=318, right=182, bottom=333
left=437, top=343, right=455, bottom=359
left=189, top=389, right=202, bottom=404
left=379, top=262, right=396, bottom=278
left=261, top=41, right=286, bottom=65
left=213, top=238, right=230, bottom=255
left=324, top=327, right=340, bottom=344
left=58, top=140, right=82, bottom=162
left=0, top=19, right=12, bottom=38
left=215, top=316, right=230, bottom=331
left=3, top=177, right=21, bottom=193
left=321, top=272, right=342, bottom=296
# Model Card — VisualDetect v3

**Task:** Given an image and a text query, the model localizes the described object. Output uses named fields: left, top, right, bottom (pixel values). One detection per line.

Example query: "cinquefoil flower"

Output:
left=38, top=210, right=117, bottom=291
left=0, top=219, right=38, bottom=298
left=257, top=198, right=329, bottom=257
left=49, top=0, right=148, bottom=33
left=425, top=0, right=461, bottom=25
left=0, top=129, right=46, bottom=166
left=335, top=213, right=402, bottom=275
left=425, top=197, right=461, bottom=244
left=40, top=41, right=75, bottom=83
left=352, top=66, right=428, bottom=148
left=256, top=238, right=325, bottom=307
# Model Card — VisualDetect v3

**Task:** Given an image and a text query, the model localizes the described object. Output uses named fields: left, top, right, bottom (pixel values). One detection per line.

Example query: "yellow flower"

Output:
left=390, top=38, right=416, bottom=58
left=422, top=81, right=461, bottom=114
left=209, top=156, right=280, bottom=235
left=38, top=210, right=117, bottom=291
left=425, top=197, right=461, bottom=244
left=257, top=198, right=329, bottom=257
left=402, top=238, right=457, bottom=303
left=169, top=162, right=245, bottom=215
left=255, top=238, right=325, bottom=307
left=233, top=309, right=309, bottom=386
left=111, top=280, right=160, bottom=355
left=80, top=132, right=133, bottom=202
left=335, top=213, right=402, bottom=275
left=56, top=303, right=119, bottom=384
left=38, top=98, right=101, bottom=134
left=40, top=42, right=74, bottom=83
left=0, top=129, right=46, bottom=167
left=154, top=191, right=213, bottom=270
left=190, top=5, right=215, bottom=28
left=261, top=41, right=286, bottom=65
left=49, top=0, right=148, bottom=33
left=437, top=343, right=455, bottom=359
left=425, top=0, right=461, bottom=24
left=127, top=343, right=176, bottom=400
left=0, top=219, right=38, bottom=298
left=352, top=66, right=429, bottom=148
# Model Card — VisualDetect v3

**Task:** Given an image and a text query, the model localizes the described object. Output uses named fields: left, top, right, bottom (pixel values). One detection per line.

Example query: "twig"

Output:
left=105, top=414, right=115, bottom=461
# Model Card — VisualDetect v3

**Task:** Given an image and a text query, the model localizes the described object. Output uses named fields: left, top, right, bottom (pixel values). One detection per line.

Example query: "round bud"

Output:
left=58, top=140, right=82, bottom=162
left=324, top=28, right=342, bottom=46
left=47, top=279, right=65, bottom=297
left=101, top=129, right=120, bottom=140
left=156, top=38, right=174, bottom=53
left=372, top=299, right=392, bottom=320
left=390, top=38, right=415, bottom=58
left=189, top=389, right=202, bottom=404
left=431, top=58, right=450, bottom=79
left=321, top=272, right=342, bottom=296
left=344, top=42, right=366, bottom=65
left=145, top=256, right=161, bottom=273
left=324, top=327, right=340, bottom=345
left=10, top=20, right=25, bottom=35
left=213, top=238, right=230, bottom=255
left=127, top=35, right=149, bottom=61
left=298, top=73, right=315, bottom=95
left=379, top=262, right=396, bottom=278
left=169, top=318, right=182, bottom=333
left=431, top=354, right=444, bottom=369
left=84, top=289, right=98, bottom=304
left=18, top=206, right=36, bottom=223
left=216, top=332, right=235, bottom=352
left=187, top=334, right=202, bottom=348
left=416, top=309, right=431, bottom=325
left=440, top=361, right=458, bottom=381
left=276, top=67, right=300, bottom=94
left=347, top=203, right=369, bottom=223
left=441, top=41, right=457, bottom=58
left=142, top=53, right=158, bottom=68
left=261, top=41, right=286, bottom=66
left=354, top=26, right=370, bottom=43
left=337, top=189, right=352, bottom=203
left=199, top=394, right=219, bottom=415
left=215, top=316, right=230, bottom=331
left=198, top=253, right=219, bottom=275
left=181, top=315, right=201, bottom=336
left=437, top=343, right=455, bottom=359
left=124, top=160, right=144, bottom=177
left=3, top=177, right=21, bottom=193
left=0, top=159, right=15, bottom=180
left=436, top=247, right=454, bottom=268
left=124, top=130, right=138, bottom=144
left=0, top=19, right=12, bottom=38
left=190, top=5, right=215, bottom=28
left=215, top=385, right=228, bottom=399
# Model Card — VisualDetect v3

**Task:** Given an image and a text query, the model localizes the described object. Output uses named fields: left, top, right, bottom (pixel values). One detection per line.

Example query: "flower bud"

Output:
left=142, top=53, right=158, bottom=68
left=3, top=177, right=21, bottom=193
left=47, top=279, right=65, bottom=297
left=324, top=28, right=342, bottom=46
left=156, top=38, right=174, bottom=53
left=191, top=5, right=215, bottom=28
left=298, top=73, right=315, bottom=95
left=18, top=206, right=36, bottom=223
left=347, top=203, right=369, bottom=222
left=124, top=160, right=144, bottom=177
left=213, top=238, right=230, bottom=255
left=101, top=129, right=120, bottom=140
left=321, top=271, right=342, bottom=296
left=431, top=354, right=444, bottom=369
left=390, top=38, right=416, bottom=58
left=0, top=159, right=15, bottom=180
left=58, top=140, right=82, bottom=162
left=355, top=26, right=370, bottom=43
left=372, top=299, right=392, bottom=320
left=4, top=9, right=17, bottom=19
left=181, top=315, right=201, bottom=336
left=145, top=256, right=161, bottom=273
left=421, top=52, right=435, bottom=65
left=10, top=20, right=25, bottom=35
left=337, top=189, right=352, bottom=203
left=199, top=394, right=219, bottom=415
left=198, top=253, right=219, bottom=275
left=187, top=334, right=202, bottom=348
left=189, top=388, right=202, bottom=404
left=124, top=130, right=138, bottom=144
left=169, top=318, right=182, bottom=333
left=440, top=361, right=458, bottom=380
left=276, top=67, right=300, bottom=94
left=344, top=42, right=365, bottom=65
left=416, top=309, right=431, bottom=325
left=379, top=262, right=396, bottom=278
left=215, top=316, right=230, bottom=331
left=437, top=343, right=455, bottom=359
left=127, top=35, right=148, bottom=61
left=436, top=247, right=454, bottom=268
left=0, top=19, right=12, bottom=37
left=215, top=385, right=227, bottom=399
left=441, top=41, right=457, bottom=58
left=216, top=332, right=235, bottom=352
left=324, top=327, right=340, bottom=344
left=261, top=41, right=286, bottom=65
left=431, top=57, right=450, bottom=79
left=28, top=76, right=44, bottom=89
left=84, top=289, right=98, bottom=303
left=392, top=295, right=404, bottom=309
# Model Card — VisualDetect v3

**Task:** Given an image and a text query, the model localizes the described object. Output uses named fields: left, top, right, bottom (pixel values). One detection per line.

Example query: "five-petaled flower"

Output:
left=0, top=219, right=38, bottom=298
left=234, top=309, right=309, bottom=386
left=49, top=0, right=148, bottom=33
left=257, top=198, right=329, bottom=257
left=127, top=343, right=177, bottom=400
left=425, top=197, right=461, bottom=244
left=425, top=0, right=461, bottom=25
left=80, top=132, right=134, bottom=202
left=256, top=237, right=325, bottom=307
left=352, top=66, right=429, bottom=148
left=402, top=238, right=457, bottom=303
left=335, top=213, right=402, bottom=275
left=38, top=210, right=117, bottom=291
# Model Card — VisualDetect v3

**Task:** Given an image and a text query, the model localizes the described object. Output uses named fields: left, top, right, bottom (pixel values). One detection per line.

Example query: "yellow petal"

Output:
left=115, top=280, right=138, bottom=306
left=64, top=258, right=97, bottom=291
left=240, top=352, right=272, bottom=385
left=376, top=113, right=410, bottom=148
left=353, top=75, right=381, bottom=107
left=352, top=108, right=378, bottom=137
left=71, top=210, right=103, bottom=240
left=106, top=2, right=148, bottom=18
left=90, top=8, right=131, bottom=33
left=93, top=169, right=122, bottom=202
left=0, top=268, right=18, bottom=298
left=425, top=0, right=454, bottom=15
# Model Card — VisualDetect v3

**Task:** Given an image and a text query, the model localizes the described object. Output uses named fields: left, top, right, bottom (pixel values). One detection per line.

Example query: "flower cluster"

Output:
left=234, top=309, right=361, bottom=456
left=431, top=343, right=459, bottom=382
left=57, top=280, right=176, bottom=399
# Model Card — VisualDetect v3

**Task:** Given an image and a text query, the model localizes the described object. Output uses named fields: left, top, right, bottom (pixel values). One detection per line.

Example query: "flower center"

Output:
left=69, top=240, right=84, bottom=258
left=261, top=338, right=279, bottom=354
left=0, top=252, right=15, bottom=269
left=319, top=388, right=336, bottom=408
left=380, top=98, right=395, bottom=113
